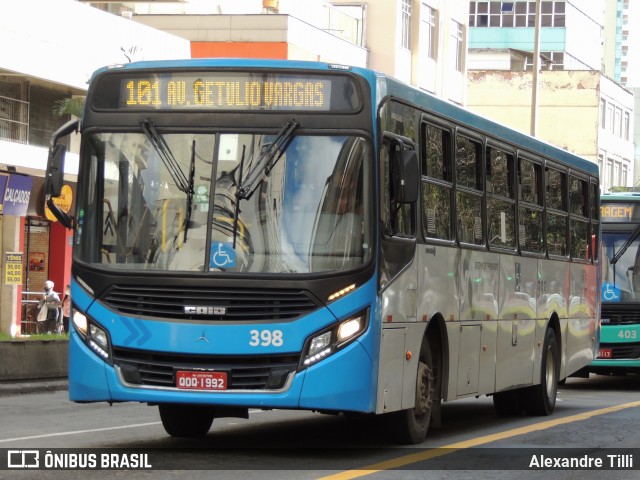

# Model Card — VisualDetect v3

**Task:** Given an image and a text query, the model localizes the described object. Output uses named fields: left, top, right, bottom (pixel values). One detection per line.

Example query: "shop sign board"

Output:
left=45, top=184, right=73, bottom=222
left=3, top=175, right=33, bottom=217
left=4, top=252, right=23, bottom=285
left=0, top=174, right=7, bottom=214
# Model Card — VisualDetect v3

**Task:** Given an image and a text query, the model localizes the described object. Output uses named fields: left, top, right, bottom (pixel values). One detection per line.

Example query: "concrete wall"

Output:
left=0, top=340, right=67, bottom=381
left=466, top=70, right=601, bottom=160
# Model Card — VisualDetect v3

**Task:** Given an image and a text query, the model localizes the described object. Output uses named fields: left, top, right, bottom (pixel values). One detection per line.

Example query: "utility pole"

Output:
left=530, top=0, right=542, bottom=137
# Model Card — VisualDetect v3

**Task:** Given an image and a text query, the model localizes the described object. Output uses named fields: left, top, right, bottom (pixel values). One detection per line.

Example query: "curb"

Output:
left=0, top=379, right=68, bottom=397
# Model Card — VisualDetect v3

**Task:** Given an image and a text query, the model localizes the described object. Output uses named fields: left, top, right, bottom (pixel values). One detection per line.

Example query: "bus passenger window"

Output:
left=382, top=141, right=415, bottom=238
left=422, top=123, right=452, bottom=240
left=487, top=147, right=515, bottom=249
left=546, top=169, right=568, bottom=256
left=590, top=181, right=599, bottom=261
left=518, top=158, right=543, bottom=253
left=569, top=176, right=589, bottom=260
left=455, top=135, right=484, bottom=245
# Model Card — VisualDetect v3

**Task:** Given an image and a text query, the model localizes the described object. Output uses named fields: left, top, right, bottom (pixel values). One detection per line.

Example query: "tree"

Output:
left=53, top=96, right=85, bottom=119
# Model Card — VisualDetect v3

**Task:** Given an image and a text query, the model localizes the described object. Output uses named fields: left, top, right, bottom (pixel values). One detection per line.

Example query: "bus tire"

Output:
left=387, top=340, right=434, bottom=444
left=158, top=404, right=215, bottom=437
left=524, top=328, right=559, bottom=416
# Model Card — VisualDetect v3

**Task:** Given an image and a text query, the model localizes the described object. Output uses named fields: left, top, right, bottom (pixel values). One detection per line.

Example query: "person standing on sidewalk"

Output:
left=38, top=280, right=61, bottom=334
left=61, top=285, right=71, bottom=334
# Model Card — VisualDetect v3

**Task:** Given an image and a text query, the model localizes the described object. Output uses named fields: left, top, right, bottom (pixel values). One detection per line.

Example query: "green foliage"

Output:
left=53, top=96, right=85, bottom=119
left=0, top=332, right=69, bottom=342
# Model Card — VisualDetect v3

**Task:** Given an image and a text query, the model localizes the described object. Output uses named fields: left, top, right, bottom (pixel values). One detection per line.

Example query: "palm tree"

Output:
left=53, top=96, right=85, bottom=119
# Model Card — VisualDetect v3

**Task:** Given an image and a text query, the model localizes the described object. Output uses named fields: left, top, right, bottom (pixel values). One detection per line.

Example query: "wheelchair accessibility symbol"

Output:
left=210, top=242, right=236, bottom=269
left=602, top=283, right=621, bottom=302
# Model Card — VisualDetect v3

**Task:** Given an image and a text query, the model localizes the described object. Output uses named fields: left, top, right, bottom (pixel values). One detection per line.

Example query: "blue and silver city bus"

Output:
left=45, top=59, right=600, bottom=443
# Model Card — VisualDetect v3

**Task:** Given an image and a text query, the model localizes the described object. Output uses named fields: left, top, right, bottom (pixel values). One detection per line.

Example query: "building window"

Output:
left=421, top=3, right=437, bottom=60
left=469, top=1, right=566, bottom=28
left=0, top=76, right=29, bottom=144
left=599, top=99, right=606, bottom=129
left=451, top=20, right=464, bottom=72
left=614, top=107, right=622, bottom=136
left=402, top=0, right=412, bottom=50
left=624, top=111, right=630, bottom=140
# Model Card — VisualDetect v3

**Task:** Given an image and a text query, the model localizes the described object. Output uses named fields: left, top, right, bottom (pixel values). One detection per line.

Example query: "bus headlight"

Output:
left=72, top=308, right=112, bottom=363
left=72, top=310, right=88, bottom=335
left=300, top=309, right=368, bottom=369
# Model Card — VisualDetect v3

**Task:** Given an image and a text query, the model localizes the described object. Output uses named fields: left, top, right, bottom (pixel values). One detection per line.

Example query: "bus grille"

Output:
left=600, top=307, right=640, bottom=325
left=112, top=348, right=299, bottom=390
left=102, top=285, right=320, bottom=321
left=599, top=342, right=640, bottom=360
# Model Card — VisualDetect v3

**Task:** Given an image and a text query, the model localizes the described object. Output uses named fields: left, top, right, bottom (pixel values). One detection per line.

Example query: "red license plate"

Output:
left=176, top=371, right=227, bottom=390
left=598, top=348, right=613, bottom=359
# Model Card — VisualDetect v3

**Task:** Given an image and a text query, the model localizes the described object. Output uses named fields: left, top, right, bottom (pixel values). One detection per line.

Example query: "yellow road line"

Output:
left=319, top=400, right=640, bottom=480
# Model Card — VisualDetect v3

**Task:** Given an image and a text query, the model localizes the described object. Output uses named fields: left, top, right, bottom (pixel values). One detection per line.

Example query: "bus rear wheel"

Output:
left=387, top=341, right=434, bottom=444
left=524, top=328, right=559, bottom=416
left=158, top=404, right=215, bottom=437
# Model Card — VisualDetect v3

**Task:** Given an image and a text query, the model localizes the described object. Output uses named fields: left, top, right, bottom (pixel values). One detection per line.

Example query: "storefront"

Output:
left=0, top=172, right=74, bottom=336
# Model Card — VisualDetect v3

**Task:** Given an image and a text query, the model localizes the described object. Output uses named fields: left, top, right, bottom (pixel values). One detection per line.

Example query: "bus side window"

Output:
left=518, top=158, right=544, bottom=254
left=487, top=146, right=516, bottom=249
left=422, top=123, right=453, bottom=241
left=382, top=140, right=415, bottom=238
left=455, top=135, right=484, bottom=245
left=590, top=181, right=599, bottom=262
left=569, top=176, right=589, bottom=260
left=545, top=168, right=568, bottom=256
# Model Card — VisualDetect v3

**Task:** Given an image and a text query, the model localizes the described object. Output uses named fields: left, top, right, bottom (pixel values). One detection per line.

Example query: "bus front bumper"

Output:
left=68, top=331, right=375, bottom=412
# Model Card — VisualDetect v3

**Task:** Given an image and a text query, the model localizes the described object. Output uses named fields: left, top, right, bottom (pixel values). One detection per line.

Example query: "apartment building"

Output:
left=88, top=0, right=469, bottom=104
left=466, top=0, right=634, bottom=192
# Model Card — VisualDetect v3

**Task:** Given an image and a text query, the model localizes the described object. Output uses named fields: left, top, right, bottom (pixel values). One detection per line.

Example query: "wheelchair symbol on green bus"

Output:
left=602, top=283, right=621, bottom=302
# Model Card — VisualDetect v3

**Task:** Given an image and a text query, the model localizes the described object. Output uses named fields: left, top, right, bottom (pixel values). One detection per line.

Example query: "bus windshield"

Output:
left=602, top=231, right=640, bottom=302
left=76, top=130, right=372, bottom=274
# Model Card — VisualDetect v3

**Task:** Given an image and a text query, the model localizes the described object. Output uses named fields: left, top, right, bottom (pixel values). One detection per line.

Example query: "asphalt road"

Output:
left=1, top=374, right=640, bottom=479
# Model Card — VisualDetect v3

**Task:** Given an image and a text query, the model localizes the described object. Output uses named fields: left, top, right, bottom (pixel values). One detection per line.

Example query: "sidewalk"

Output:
left=0, top=378, right=68, bottom=397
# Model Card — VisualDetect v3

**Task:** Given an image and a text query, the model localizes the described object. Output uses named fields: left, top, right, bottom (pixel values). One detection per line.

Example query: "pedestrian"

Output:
left=61, top=284, right=71, bottom=334
left=38, top=280, right=61, bottom=334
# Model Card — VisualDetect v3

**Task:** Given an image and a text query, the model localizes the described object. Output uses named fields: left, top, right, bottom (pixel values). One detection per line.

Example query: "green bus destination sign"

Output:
left=94, top=71, right=361, bottom=112
left=601, top=203, right=640, bottom=223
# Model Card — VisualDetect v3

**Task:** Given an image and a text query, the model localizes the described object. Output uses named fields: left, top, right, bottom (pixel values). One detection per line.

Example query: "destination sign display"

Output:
left=601, top=203, right=640, bottom=223
left=92, top=71, right=360, bottom=112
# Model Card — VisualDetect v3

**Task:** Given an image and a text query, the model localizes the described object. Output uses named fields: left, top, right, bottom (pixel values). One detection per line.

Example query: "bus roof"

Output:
left=601, top=192, right=640, bottom=202
left=91, top=58, right=598, bottom=177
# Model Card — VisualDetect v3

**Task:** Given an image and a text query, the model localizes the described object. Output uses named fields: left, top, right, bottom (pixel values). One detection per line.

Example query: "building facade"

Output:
left=90, top=0, right=470, bottom=105
left=0, top=0, right=190, bottom=336
left=467, top=0, right=634, bottom=192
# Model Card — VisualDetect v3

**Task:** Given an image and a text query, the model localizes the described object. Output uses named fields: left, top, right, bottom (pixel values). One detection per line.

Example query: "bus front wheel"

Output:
left=386, top=340, right=434, bottom=444
left=158, top=404, right=215, bottom=437
left=524, top=328, right=559, bottom=416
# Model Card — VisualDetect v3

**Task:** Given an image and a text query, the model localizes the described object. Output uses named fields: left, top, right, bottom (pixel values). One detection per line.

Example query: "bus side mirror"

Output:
left=393, top=149, right=419, bottom=204
left=45, top=119, right=79, bottom=229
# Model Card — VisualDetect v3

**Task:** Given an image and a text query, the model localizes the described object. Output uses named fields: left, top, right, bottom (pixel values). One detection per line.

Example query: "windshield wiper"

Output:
left=235, top=120, right=298, bottom=201
left=610, top=223, right=640, bottom=265
left=183, top=140, right=196, bottom=243
left=141, top=120, right=195, bottom=242
left=141, top=120, right=190, bottom=194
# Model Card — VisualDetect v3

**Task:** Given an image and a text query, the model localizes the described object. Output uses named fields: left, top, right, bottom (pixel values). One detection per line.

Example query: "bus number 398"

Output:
left=249, top=329, right=284, bottom=347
